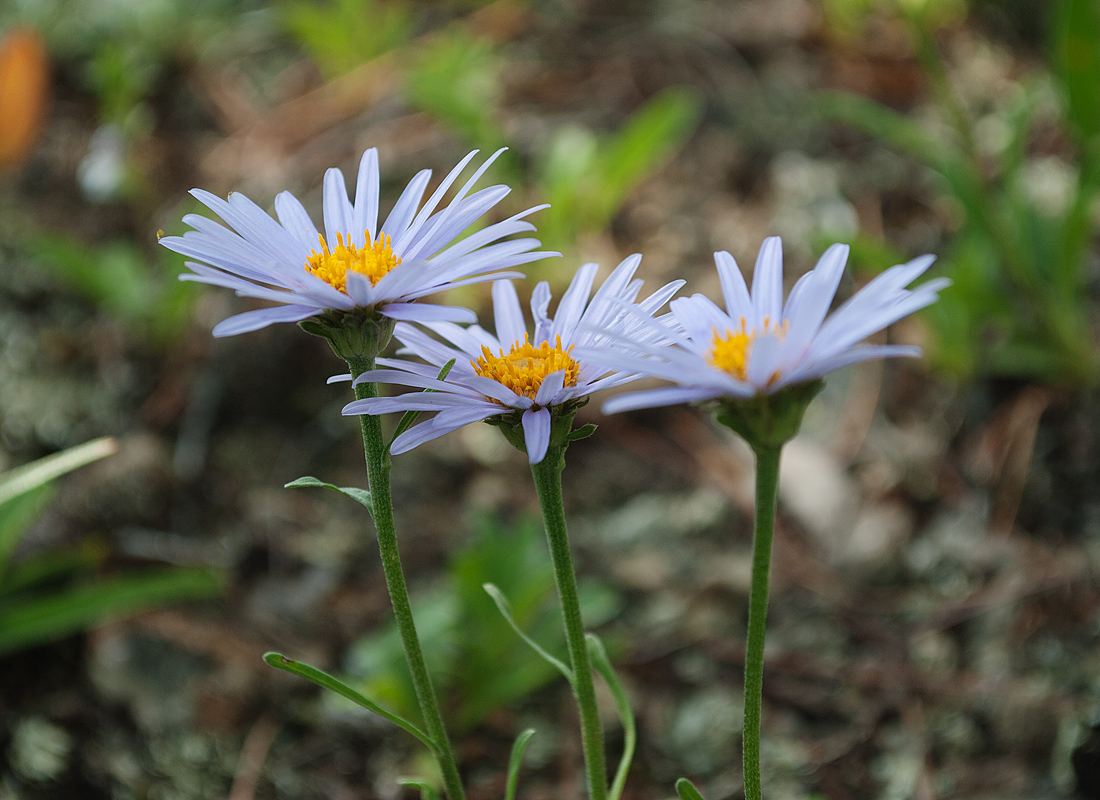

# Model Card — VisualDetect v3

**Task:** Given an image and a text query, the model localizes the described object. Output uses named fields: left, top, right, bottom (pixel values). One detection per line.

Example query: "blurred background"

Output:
left=2, top=0, right=1100, bottom=797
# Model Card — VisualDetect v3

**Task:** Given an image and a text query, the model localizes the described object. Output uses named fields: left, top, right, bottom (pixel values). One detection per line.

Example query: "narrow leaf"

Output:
left=483, top=583, right=573, bottom=684
left=396, top=779, right=441, bottom=800
left=0, top=485, right=52, bottom=573
left=675, top=778, right=707, bottom=800
left=390, top=358, right=457, bottom=444
left=0, top=567, right=221, bottom=657
left=505, top=728, right=537, bottom=800
left=0, top=437, right=117, bottom=507
left=816, top=90, right=956, bottom=170
left=263, top=652, right=438, bottom=753
left=567, top=423, right=598, bottom=442
left=587, top=634, right=635, bottom=800
left=284, top=476, right=373, bottom=516
left=1054, top=0, right=1100, bottom=142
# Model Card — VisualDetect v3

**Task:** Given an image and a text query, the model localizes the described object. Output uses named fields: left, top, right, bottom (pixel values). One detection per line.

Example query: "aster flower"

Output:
left=160, top=148, right=553, bottom=337
left=578, top=237, right=948, bottom=417
left=341, top=256, right=684, bottom=463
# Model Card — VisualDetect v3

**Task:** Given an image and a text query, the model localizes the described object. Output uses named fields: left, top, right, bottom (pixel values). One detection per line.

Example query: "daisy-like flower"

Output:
left=340, top=257, right=685, bottom=463
left=160, top=148, right=553, bottom=337
left=577, top=236, right=948, bottom=416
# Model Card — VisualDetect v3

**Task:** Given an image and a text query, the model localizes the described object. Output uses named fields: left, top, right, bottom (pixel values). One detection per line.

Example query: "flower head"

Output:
left=577, top=236, right=948, bottom=415
left=160, top=148, right=554, bottom=337
left=341, top=256, right=684, bottom=463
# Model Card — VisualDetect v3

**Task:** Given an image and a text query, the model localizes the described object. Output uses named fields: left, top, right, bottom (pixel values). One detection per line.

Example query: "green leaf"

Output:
left=396, top=779, right=441, bottom=800
left=675, top=778, right=707, bottom=800
left=1054, top=0, right=1100, bottom=142
left=0, top=486, right=53, bottom=574
left=595, top=87, right=703, bottom=217
left=0, top=437, right=117, bottom=508
left=1, top=539, right=105, bottom=596
left=567, top=423, right=598, bottom=442
left=483, top=583, right=573, bottom=684
left=0, top=567, right=222, bottom=657
left=263, top=652, right=439, bottom=753
left=391, top=358, right=457, bottom=444
left=816, top=90, right=955, bottom=169
left=284, top=476, right=373, bottom=516
left=586, top=634, right=635, bottom=800
left=505, top=728, right=536, bottom=800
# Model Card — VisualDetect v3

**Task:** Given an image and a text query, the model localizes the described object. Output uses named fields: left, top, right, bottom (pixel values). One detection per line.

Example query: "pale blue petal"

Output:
left=274, top=191, right=320, bottom=248
left=534, top=369, right=566, bottom=406
left=322, top=167, right=353, bottom=247
left=521, top=407, right=552, bottom=464
left=750, top=236, right=784, bottom=328
left=380, top=303, right=477, bottom=323
left=211, top=304, right=317, bottom=337
left=390, top=404, right=503, bottom=455
left=353, top=148, right=380, bottom=245
left=603, top=385, right=731, bottom=414
left=492, top=280, right=528, bottom=346
left=714, top=250, right=752, bottom=321
left=382, top=168, right=431, bottom=242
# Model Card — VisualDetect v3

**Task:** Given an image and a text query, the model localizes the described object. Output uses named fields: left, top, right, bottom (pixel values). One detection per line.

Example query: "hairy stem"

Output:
left=347, top=355, right=465, bottom=800
left=742, top=444, right=782, bottom=800
left=530, top=447, right=608, bottom=800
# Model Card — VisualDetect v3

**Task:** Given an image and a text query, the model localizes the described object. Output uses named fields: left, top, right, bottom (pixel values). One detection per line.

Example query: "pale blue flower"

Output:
left=575, top=237, right=948, bottom=413
left=160, top=149, right=554, bottom=336
left=341, top=257, right=683, bottom=463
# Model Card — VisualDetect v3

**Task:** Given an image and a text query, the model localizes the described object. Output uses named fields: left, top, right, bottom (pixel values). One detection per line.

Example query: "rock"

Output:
left=664, top=686, right=744, bottom=775
left=8, top=716, right=72, bottom=782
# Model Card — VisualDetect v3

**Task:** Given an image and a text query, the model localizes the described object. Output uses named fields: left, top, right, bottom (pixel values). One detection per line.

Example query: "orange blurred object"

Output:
left=0, top=26, right=50, bottom=169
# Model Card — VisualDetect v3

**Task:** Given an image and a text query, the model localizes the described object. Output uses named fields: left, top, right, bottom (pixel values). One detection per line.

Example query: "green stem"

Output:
left=742, top=444, right=782, bottom=800
left=346, top=355, right=466, bottom=800
left=530, top=447, right=609, bottom=800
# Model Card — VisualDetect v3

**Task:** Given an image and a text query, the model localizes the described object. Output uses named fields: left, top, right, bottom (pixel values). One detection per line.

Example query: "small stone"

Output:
left=8, top=716, right=72, bottom=782
left=665, top=686, right=744, bottom=775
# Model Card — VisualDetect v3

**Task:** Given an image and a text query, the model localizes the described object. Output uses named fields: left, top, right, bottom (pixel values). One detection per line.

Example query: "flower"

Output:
left=160, top=148, right=554, bottom=337
left=340, top=257, right=684, bottom=463
left=576, top=236, right=948, bottom=414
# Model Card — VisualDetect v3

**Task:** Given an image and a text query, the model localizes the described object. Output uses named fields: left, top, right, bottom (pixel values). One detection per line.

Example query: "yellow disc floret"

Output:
left=709, top=317, right=787, bottom=381
left=305, top=231, right=400, bottom=293
left=472, top=334, right=580, bottom=402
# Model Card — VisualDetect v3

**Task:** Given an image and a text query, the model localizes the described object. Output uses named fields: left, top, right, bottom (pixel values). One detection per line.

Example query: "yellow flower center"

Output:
left=472, top=334, right=580, bottom=402
left=709, top=317, right=787, bottom=380
left=305, top=231, right=401, bottom=293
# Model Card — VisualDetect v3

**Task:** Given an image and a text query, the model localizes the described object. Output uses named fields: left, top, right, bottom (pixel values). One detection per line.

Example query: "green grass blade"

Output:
left=587, top=634, right=635, bottom=800
left=0, top=486, right=53, bottom=573
left=0, top=567, right=221, bottom=657
left=396, top=779, right=441, bottom=800
left=1054, top=0, right=1100, bottom=142
left=0, top=437, right=117, bottom=508
left=675, top=778, right=706, bottom=800
left=505, top=728, right=536, bottom=800
left=816, top=90, right=955, bottom=169
left=483, top=583, right=574, bottom=684
left=263, top=652, right=438, bottom=753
